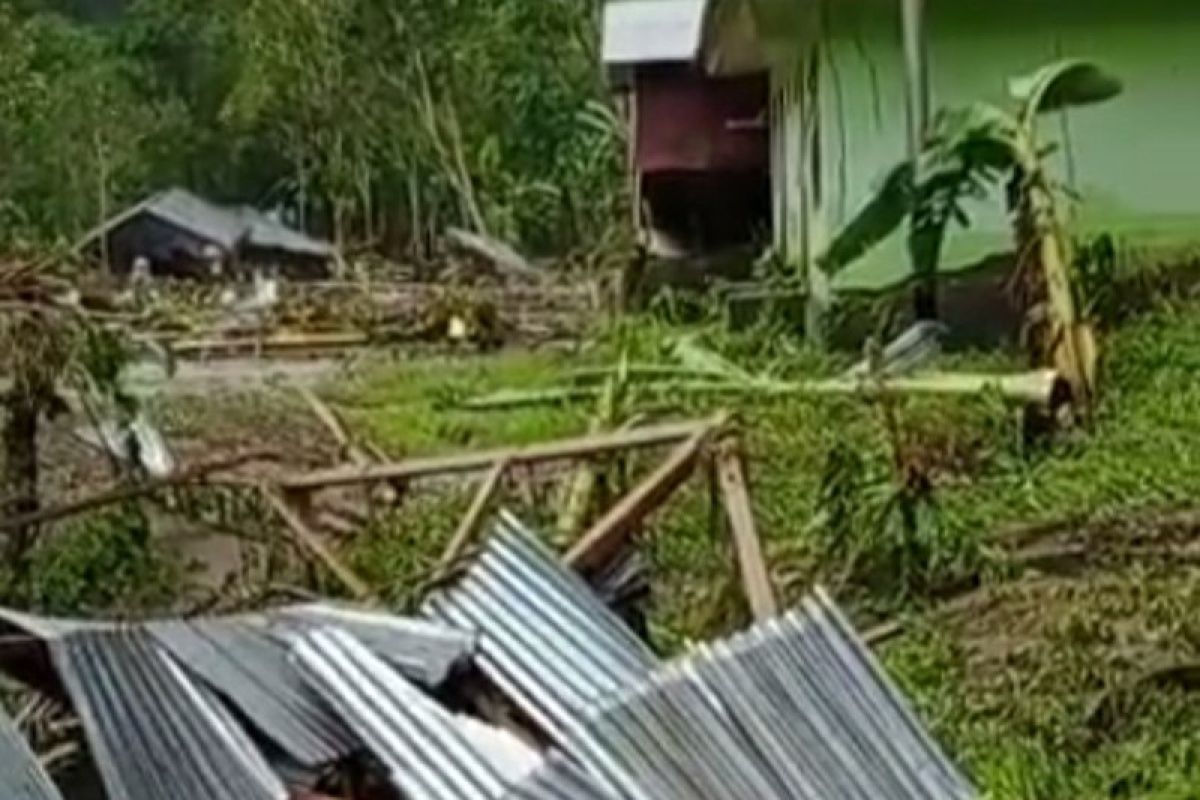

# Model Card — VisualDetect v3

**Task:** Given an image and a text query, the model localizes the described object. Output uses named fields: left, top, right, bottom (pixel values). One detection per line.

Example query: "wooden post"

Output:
left=716, top=440, right=778, bottom=621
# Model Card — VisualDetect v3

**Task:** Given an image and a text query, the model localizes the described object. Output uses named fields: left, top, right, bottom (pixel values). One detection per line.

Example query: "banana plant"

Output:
left=819, top=59, right=1124, bottom=408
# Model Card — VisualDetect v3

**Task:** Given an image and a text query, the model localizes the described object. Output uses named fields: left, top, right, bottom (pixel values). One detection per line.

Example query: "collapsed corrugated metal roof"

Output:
left=148, top=618, right=359, bottom=768
left=293, top=626, right=541, bottom=800
left=0, top=512, right=972, bottom=800
left=293, top=626, right=619, bottom=800
left=561, top=589, right=976, bottom=800
left=0, top=707, right=62, bottom=800
left=50, top=627, right=288, bottom=800
left=602, top=0, right=711, bottom=66
left=423, top=512, right=658, bottom=744
left=0, top=602, right=475, bottom=790
left=274, top=604, right=474, bottom=687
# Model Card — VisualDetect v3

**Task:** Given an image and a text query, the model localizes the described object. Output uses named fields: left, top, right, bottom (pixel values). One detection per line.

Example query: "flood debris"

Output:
left=0, top=513, right=974, bottom=800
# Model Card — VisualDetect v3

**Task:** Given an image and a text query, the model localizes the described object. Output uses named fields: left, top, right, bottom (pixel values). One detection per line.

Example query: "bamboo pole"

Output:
left=463, top=370, right=1069, bottom=412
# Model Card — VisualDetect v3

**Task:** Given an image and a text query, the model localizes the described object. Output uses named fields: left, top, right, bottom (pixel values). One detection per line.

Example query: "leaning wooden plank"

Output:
left=262, top=487, right=376, bottom=601
left=433, top=459, right=510, bottom=581
left=566, top=425, right=714, bottom=573
left=280, top=417, right=717, bottom=492
left=716, top=443, right=779, bottom=621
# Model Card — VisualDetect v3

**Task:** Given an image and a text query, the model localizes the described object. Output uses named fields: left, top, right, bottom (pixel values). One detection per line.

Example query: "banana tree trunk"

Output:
left=1039, top=229, right=1096, bottom=406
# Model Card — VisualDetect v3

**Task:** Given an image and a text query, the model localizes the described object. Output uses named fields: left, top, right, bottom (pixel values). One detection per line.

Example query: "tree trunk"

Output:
left=1, top=397, right=40, bottom=569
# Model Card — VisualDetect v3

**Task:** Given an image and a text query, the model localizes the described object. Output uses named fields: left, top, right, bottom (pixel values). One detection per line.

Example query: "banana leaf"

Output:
left=819, top=162, right=915, bottom=277
left=1010, top=59, right=1124, bottom=128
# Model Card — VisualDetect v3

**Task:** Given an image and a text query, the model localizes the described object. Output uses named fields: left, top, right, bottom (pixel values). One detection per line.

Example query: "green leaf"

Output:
left=819, top=161, right=915, bottom=276
left=1009, top=59, right=1123, bottom=127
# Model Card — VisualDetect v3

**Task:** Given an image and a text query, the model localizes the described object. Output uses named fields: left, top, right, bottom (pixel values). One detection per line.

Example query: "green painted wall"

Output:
left=817, top=0, right=1200, bottom=289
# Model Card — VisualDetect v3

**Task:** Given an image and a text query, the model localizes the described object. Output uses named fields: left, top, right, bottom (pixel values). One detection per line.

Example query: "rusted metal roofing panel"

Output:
left=602, top=0, right=710, bottom=66
left=422, top=511, right=657, bottom=743
left=50, top=627, right=287, bottom=800
left=0, top=708, right=62, bottom=800
left=561, top=589, right=976, bottom=800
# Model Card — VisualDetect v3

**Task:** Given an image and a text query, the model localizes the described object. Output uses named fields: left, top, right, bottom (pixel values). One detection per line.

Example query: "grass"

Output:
left=313, top=295, right=1200, bottom=797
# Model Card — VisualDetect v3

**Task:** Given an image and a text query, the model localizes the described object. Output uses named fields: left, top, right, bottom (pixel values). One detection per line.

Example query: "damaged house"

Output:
left=77, top=188, right=337, bottom=281
left=605, top=0, right=1200, bottom=295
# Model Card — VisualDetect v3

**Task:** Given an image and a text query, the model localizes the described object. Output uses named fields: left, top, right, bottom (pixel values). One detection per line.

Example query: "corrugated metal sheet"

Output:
left=274, top=604, right=474, bottom=687
left=0, top=708, right=62, bottom=800
left=602, top=0, right=710, bottom=66
left=293, top=626, right=539, bottom=800
left=146, top=188, right=247, bottom=250
left=294, top=626, right=619, bottom=800
left=423, top=511, right=657, bottom=744
left=50, top=627, right=287, bottom=800
left=237, top=206, right=336, bottom=258
left=560, top=589, right=976, bottom=800
left=149, top=618, right=358, bottom=767
left=499, top=750, right=618, bottom=800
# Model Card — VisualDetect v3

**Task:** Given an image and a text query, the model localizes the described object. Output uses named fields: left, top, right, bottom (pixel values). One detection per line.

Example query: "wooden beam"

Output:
left=262, top=487, right=375, bottom=601
left=280, top=417, right=717, bottom=493
left=716, top=441, right=778, bottom=621
left=566, top=426, right=712, bottom=572
left=434, top=459, right=509, bottom=581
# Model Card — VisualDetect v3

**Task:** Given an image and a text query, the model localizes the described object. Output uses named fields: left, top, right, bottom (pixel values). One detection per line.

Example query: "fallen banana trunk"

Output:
left=462, top=369, right=1070, bottom=411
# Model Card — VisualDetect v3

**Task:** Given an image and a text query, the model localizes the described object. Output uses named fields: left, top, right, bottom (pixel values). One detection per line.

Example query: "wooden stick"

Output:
left=566, top=425, right=714, bottom=572
left=434, top=459, right=509, bottom=581
left=261, top=487, right=375, bottom=601
left=296, top=386, right=360, bottom=459
left=280, top=417, right=717, bottom=493
left=0, top=449, right=275, bottom=532
left=716, top=441, right=779, bottom=621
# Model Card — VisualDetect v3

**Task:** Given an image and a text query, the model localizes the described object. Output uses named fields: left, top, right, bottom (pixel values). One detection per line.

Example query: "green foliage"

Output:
left=0, top=0, right=623, bottom=256
left=8, top=506, right=180, bottom=615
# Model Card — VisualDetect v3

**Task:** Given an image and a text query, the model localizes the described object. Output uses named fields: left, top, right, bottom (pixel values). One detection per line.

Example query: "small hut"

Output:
left=78, top=188, right=337, bottom=281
